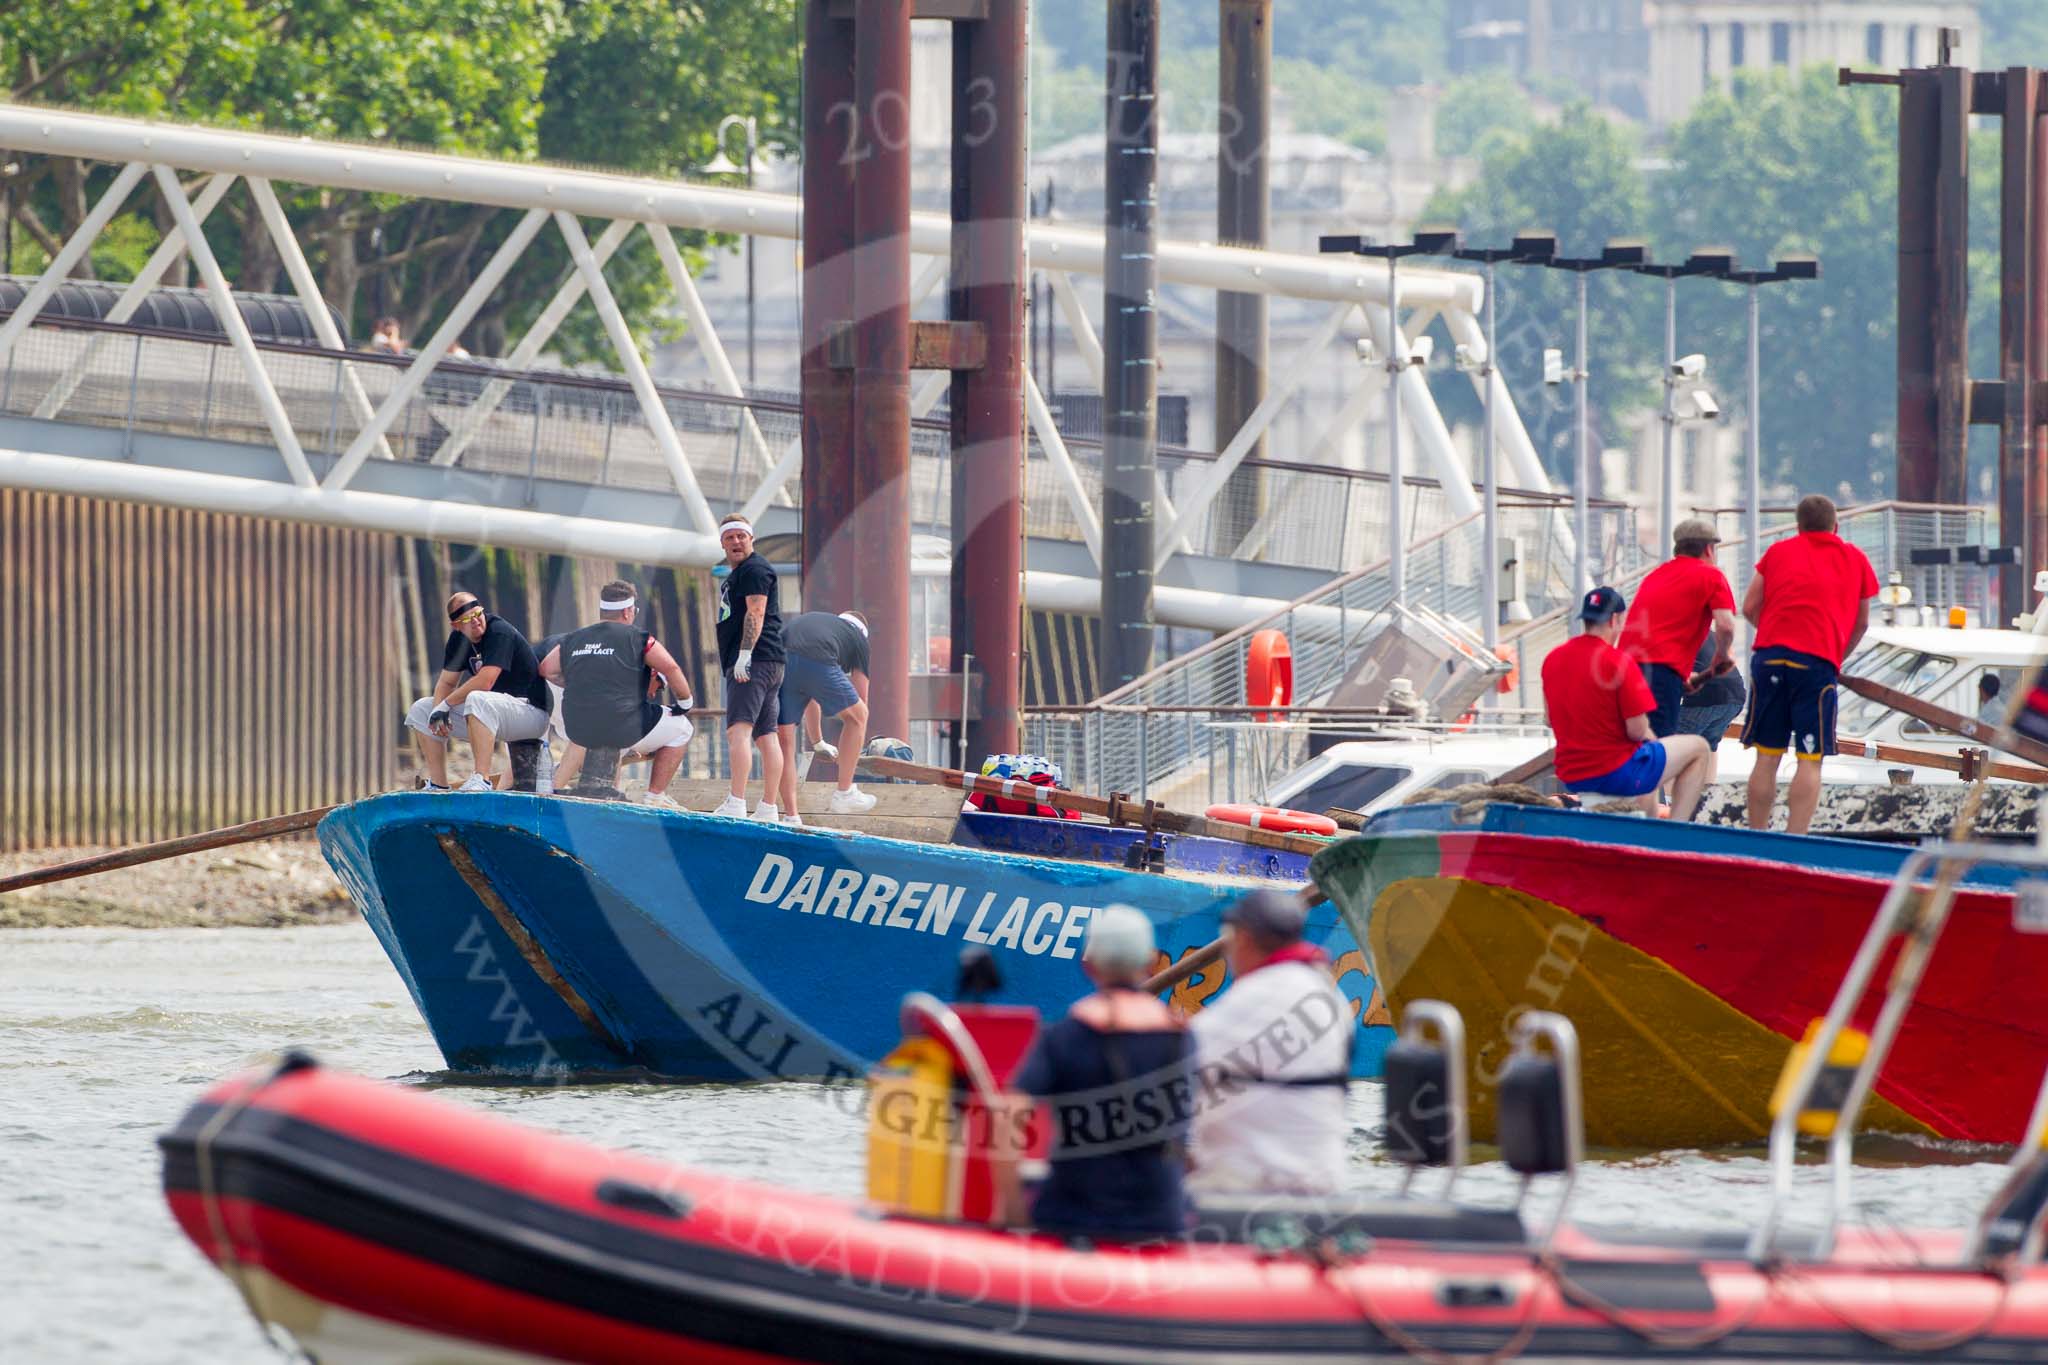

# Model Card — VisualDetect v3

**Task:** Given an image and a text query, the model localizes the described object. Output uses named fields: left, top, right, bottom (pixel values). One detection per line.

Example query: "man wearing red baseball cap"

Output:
left=1541, top=585, right=1713, bottom=820
left=1741, top=494, right=1880, bottom=834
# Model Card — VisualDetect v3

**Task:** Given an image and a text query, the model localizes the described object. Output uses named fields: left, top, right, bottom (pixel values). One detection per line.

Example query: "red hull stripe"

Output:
left=1440, top=831, right=2048, bottom=1142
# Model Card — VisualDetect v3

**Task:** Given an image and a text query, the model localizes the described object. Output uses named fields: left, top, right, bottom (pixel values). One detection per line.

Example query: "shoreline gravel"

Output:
left=0, top=838, right=352, bottom=929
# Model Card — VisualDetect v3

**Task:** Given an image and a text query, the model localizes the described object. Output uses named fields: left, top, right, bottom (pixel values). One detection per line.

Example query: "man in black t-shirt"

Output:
left=711, top=515, right=786, bottom=820
left=403, top=592, right=554, bottom=791
left=539, top=579, right=697, bottom=807
left=773, top=610, right=876, bottom=821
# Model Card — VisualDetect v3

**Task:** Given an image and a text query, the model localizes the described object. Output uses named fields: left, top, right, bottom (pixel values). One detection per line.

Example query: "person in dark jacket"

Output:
left=1676, top=631, right=1746, bottom=785
left=997, top=906, right=1193, bottom=1243
left=539, top=580, right=695, bottom=807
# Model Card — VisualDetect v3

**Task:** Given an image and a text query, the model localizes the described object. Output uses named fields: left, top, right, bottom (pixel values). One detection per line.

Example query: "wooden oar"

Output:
left=855, top=754, right=1333, bottom=857
left=1837, top=673, right=2048, bottom=769
left=1136, top=883, right=1328, bottom=996
left=0, top=806, right=336, bottom=896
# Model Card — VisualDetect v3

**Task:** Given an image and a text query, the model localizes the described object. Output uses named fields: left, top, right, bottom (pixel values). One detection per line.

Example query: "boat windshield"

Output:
left=1836, top=645, right=1955, bottom=734
left=1277, top=763, right=1411, bottom=815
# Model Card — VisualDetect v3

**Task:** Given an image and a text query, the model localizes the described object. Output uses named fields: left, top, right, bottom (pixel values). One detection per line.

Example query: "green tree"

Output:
left=1649, top=66, right=1900, bottom=501
left=0, top=0, right=797, bottom=356
left=1424, top=104, right=1658, bottom=487
left=1981, top=0, right=2048, bottom=69
left=1435, top=69, right=1535, bottom=158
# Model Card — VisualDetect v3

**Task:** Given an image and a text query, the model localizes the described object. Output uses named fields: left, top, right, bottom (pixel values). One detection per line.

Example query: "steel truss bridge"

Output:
left=0, top=103, right=1605, bottom=635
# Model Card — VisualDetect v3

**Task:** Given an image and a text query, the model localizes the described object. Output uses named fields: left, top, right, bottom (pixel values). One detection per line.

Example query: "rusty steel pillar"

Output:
left=1212, top=0, right=1271, bottom=553
left=801, top=1, right=858, bottom=612
left=2001, top=68, right=2039, bottom=621
left=1101, top=0, right=1161, bottom=692
left=949, top=0, right=1028, bottom=761
left=1895, top=66, right=1972, bottom=504
left=2033, top=93, right=2048, bottom=614
left=852, top=0, right=915, bottom=742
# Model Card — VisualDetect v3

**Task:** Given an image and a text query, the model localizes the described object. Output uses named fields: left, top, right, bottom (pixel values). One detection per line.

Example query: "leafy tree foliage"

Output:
left=0, top=0, right=797, bottom=357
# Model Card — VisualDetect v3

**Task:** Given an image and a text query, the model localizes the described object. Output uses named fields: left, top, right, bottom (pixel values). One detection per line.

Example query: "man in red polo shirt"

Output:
left=1741, top=493, right=1880, bottom=834
left=1620, top=517, right=1738, bottom=737
left=1542, top=586, right=1713, bottom=820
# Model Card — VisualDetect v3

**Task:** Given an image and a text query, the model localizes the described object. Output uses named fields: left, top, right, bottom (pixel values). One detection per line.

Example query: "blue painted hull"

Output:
left=951, top=809, right=1313, bottom=881
left=319, top=793, right=1391, bottom=1082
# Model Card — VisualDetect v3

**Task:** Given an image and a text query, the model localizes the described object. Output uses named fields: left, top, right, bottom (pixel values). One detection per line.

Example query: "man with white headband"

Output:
left=772, top=609, right=877, bottom=821
left=539, top=579, right=696, bottom=808
left=403, top=592, right=554, bottom=792
left=712, top=514, right=786, bottom=821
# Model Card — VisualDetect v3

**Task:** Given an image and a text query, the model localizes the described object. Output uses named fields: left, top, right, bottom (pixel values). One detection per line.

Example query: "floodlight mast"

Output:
left=1635, top=248, right=1735, bottom=554
left=1321, top=231, right=1454, bottom=608
left=1454, top=230, right=1554, bottom=653
left=1724, top=255, right=1820, bottom=584
left=1525, top=238, right=1643, bottom=610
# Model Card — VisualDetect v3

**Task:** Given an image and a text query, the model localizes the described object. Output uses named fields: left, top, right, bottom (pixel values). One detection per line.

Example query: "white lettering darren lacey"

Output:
left=740, top=853, right=1103, bottom=958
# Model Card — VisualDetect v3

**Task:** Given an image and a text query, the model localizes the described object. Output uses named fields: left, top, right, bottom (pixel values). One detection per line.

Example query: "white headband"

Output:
left=839, top=612, right=868, bottom=637
left=598, top=593, right=635, bottom=611
left=718, top=518, right=752, bottom=538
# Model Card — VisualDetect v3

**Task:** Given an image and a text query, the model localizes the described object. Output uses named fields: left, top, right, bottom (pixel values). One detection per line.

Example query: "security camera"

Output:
left=1354, top=336, right=1379, bottom=365
left=1542, top=348, right=1566, bottom=385
left=1407, top=336, right=1434, bottom=367
left=1453, top=342, right=1486, bottom=372
left=1676, top=387, right=1721, bottom=420
left=1672, top=353, right=1706, bottom=379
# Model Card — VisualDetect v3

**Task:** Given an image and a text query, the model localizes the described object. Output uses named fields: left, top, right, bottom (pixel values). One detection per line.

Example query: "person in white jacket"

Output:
left=1187, top=887, right=1352, bottom=1195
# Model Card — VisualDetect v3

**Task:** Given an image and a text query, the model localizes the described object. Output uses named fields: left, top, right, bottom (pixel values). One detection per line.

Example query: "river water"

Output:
left=1, top=922, right=2022, bottom=1363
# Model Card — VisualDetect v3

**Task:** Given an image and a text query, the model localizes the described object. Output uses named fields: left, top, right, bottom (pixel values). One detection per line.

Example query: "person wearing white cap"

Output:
left=998, top=905, right=1193, bottom=1242
left=538, top=580, right=697, bottom=808
left=1186, top=888, right=1351, bottom=1196
left=772, top=609, right=877, bottom=823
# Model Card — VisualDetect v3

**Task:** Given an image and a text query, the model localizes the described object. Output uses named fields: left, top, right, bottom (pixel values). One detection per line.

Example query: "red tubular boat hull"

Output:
left=162, top=1062, right=2048, bottom=1363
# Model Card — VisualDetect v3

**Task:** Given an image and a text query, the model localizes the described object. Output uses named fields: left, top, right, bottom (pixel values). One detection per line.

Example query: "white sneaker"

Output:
left=829, top=785, right=878, bottom=814
left=752, top=802, right=781, bottom=823
left=640, top=791, right=682, bottom=811
left=416, top=778, right=453, bottom=793
left=780, top=811, right=805, bottom=827
left=710, top=794, right=747, bottom=818
left=457, top=773, right=493, bottom=793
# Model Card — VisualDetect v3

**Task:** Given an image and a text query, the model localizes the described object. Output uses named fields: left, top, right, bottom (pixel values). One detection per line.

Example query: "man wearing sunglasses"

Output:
left=403, top=592, right=554, bottom=791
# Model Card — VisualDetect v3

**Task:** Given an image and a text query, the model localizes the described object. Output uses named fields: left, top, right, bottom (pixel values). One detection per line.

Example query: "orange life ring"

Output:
left=1205, top=803, right=1339, bottom=836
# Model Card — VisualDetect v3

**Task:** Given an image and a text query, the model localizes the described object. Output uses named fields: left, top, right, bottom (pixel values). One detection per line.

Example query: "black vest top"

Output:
left=559, top=621, right=660, bottom=747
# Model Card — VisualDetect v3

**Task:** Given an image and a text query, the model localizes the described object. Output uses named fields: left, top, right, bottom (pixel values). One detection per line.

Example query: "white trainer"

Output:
left=457, top=773, right=494, bottom=793
left=752, top=802, right=782, bottom=823
left=640, top=791, right=683, bottom=812
left=828, top=785, right=878, bottom=814
left=780, top=810, right=805, bottom=827
left=710, top=794, right=747, bottom=818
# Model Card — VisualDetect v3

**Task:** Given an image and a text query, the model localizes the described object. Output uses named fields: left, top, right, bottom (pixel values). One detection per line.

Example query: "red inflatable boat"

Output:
left=164, top=1046, right=2048, bottom=1364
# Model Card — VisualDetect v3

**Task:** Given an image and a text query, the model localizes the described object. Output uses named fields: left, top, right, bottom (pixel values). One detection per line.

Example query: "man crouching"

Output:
left=404, top=593, right=554, bottom=791
left=540, top=580, right=696, bottom=807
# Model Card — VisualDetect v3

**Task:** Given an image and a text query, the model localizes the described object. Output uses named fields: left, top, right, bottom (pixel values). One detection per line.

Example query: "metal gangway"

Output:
left=0, top=103, right=1566, bottom=633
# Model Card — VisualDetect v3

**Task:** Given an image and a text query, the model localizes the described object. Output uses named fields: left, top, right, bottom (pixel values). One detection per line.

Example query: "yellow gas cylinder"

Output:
left=1768, top=1018, right=1871, bottom=1137
left=866, top=1035, right=957, bottom=1216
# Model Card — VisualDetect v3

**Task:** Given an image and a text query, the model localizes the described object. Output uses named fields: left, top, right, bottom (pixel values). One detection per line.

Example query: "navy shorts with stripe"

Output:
left=1742, top=646, right=1838, bottom=759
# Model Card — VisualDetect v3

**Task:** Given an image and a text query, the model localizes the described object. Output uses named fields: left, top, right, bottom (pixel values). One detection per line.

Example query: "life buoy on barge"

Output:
left=1207, top=802, right=1341, bottom=836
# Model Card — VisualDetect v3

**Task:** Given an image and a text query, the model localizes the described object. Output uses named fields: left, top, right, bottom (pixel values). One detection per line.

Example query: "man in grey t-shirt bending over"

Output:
left=774, top=610, right=876, bottom=821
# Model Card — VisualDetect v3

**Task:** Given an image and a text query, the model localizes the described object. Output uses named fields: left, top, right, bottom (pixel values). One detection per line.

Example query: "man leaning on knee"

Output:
left=403, top=593, right=554, bottom=792
left=1740, top=494, right=1879, bottom=834
left=1541, top=585, right=1713, bottom=821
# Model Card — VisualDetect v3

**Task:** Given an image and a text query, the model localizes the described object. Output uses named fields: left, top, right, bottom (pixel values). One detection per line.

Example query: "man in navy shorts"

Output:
left=772, top=610, right=877, bottom=820
left=1740, top=494, right=1879, bottom=833
left=1540, top=586, right=1712, bottom=820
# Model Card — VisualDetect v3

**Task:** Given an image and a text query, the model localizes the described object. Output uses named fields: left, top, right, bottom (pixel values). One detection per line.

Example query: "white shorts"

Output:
left=405, top=691, right=553, bottom=745
left=627, top=710, right=695, bottom=755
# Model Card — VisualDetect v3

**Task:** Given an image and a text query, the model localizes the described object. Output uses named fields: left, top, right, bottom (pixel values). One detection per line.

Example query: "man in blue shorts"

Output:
left=1541, top=586, right=1712, bottom=820
left=773, top=609, right=876, bottom=820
